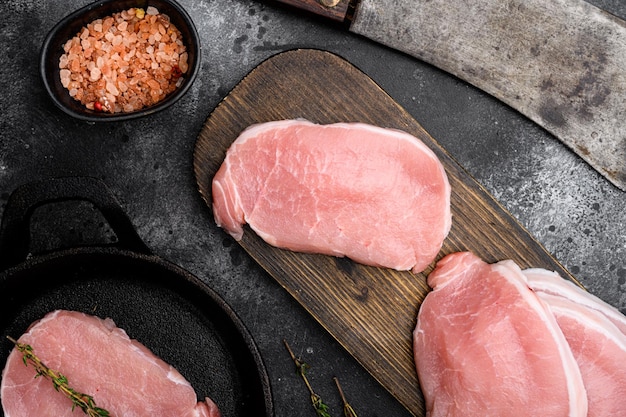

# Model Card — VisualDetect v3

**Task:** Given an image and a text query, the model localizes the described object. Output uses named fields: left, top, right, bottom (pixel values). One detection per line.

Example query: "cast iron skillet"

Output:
left=0, top=176, right=273, bottom=417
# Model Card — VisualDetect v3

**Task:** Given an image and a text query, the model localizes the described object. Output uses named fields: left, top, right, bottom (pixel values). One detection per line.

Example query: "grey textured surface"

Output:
left=351, top=0, right=626, bottom=190
left=0, top=0, right=625, bottom=416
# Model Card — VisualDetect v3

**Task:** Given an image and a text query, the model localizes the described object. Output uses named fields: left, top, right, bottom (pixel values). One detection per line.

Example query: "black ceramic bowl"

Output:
left=40, top=0, right=201, bottom=122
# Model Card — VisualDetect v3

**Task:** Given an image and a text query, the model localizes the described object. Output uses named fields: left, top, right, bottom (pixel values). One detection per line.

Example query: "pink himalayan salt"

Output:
left=58, top=7, right=188, bottom=113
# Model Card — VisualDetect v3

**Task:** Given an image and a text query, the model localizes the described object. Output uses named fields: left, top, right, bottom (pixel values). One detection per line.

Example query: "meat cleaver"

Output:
left=272, top=0, right=626, bottom=191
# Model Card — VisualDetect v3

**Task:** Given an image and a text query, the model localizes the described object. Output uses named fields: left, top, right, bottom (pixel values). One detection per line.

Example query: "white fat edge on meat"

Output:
left=346, top=121, right=453, bottom=238
left=492, top=260, right=589, bottom=417
left=536, top=291, right=626, bottom=352
left=524, top=268, right=626, bottom=336
left=212, top=170, right=245, bottom=240
left=166, top=368, right=191, bottom=386
left=232, top=120, right=449, bottom=189
left=220, top=119, right=452, bottom=267
left=217, top=121, right=298, bottom=239
left=229, top=119, right=305, bottom=148
left=93, top=314, right=193, bottom=389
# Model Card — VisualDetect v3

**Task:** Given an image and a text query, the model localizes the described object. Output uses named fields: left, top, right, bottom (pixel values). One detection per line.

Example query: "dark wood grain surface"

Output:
left=193, top=48, right=576, bottom=416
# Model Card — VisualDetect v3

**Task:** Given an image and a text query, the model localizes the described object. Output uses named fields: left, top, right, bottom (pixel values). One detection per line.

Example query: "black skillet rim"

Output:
left=0, top=245, right=274, bottom=417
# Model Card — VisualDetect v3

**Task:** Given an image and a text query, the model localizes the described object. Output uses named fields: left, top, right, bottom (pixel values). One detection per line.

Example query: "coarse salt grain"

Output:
left=58, top=7, right=188, bottom=114
left=90, top=67, right=101, bottom=81
left=60, top=69, right=71, bottom=87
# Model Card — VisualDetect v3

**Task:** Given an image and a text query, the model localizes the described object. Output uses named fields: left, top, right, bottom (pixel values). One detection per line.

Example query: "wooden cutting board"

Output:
left=193, top=49, right=576, bottom=416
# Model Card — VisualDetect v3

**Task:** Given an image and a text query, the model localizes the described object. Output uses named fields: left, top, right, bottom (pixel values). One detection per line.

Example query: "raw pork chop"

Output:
left=212, top=120, right=451, bottom=273
left=1, top=310, right=220, bottom=417
left=525, top=269, right=626, bottom=417
left=413, top=252, right=587, bottom=417
left=525, top=268, right=626, bottom=335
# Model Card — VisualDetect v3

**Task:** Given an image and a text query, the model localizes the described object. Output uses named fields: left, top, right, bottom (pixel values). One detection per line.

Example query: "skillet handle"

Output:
left=0, top=176, right=151, bottom=270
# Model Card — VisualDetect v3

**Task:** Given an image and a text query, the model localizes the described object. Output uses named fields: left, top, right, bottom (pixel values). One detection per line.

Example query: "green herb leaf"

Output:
left=284, top=339, right=333, bottom=417
left=6, top=335, right=112, bottom=417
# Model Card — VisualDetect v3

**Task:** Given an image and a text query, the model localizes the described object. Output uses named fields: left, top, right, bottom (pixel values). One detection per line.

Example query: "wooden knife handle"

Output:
left=272, top=0, right=355, bottom=23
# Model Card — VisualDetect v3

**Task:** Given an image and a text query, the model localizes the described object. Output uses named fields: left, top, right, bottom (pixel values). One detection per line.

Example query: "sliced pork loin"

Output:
left=413, top=252, right=587, bottom=417
left=525, top=269, right=626, bottom=417
left=525, top=268, right=626, bottom=335
left=212, top=120, right=451, bottom=273
left=1, top=310, right=220, bottom=417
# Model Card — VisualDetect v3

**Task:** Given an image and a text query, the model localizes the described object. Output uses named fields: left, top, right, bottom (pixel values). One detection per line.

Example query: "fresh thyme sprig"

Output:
left=333, top=377, right=358, bottom=417
left=283, top=339, right=332, bottom=417
left=6, top=336, right=111, bottom=417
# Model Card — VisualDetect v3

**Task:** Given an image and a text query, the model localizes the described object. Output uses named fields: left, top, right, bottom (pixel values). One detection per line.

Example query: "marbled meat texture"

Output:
left=413, top=252, right=587, bottom=417
left=212, top=120, right=451, bottom=273
left=526, top=269, right=626, bottom=417
left=1, top=310, right=220, bottom=417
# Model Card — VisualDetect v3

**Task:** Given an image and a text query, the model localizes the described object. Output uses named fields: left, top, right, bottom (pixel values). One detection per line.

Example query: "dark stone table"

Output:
left=1, top=0, right=624, bottom=415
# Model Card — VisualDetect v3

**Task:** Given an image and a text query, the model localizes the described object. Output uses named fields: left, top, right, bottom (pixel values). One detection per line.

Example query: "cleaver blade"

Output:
left=273, top=0, right=626, bottom=191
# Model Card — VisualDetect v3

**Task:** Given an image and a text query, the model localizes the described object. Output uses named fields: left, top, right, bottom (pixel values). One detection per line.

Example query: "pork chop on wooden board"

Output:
left=193, top=49, right=580, bottom=416
left=212, top=119, right=451, bottom=274
left=1, top=310, right=221, bottom=417
left=413, top=252, right=587, bottom=417
left=525, top=268, right=626, bottom=335
left=525, top=269, right=626, bottom=417
left=531, top=291, right=626, bottom=416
